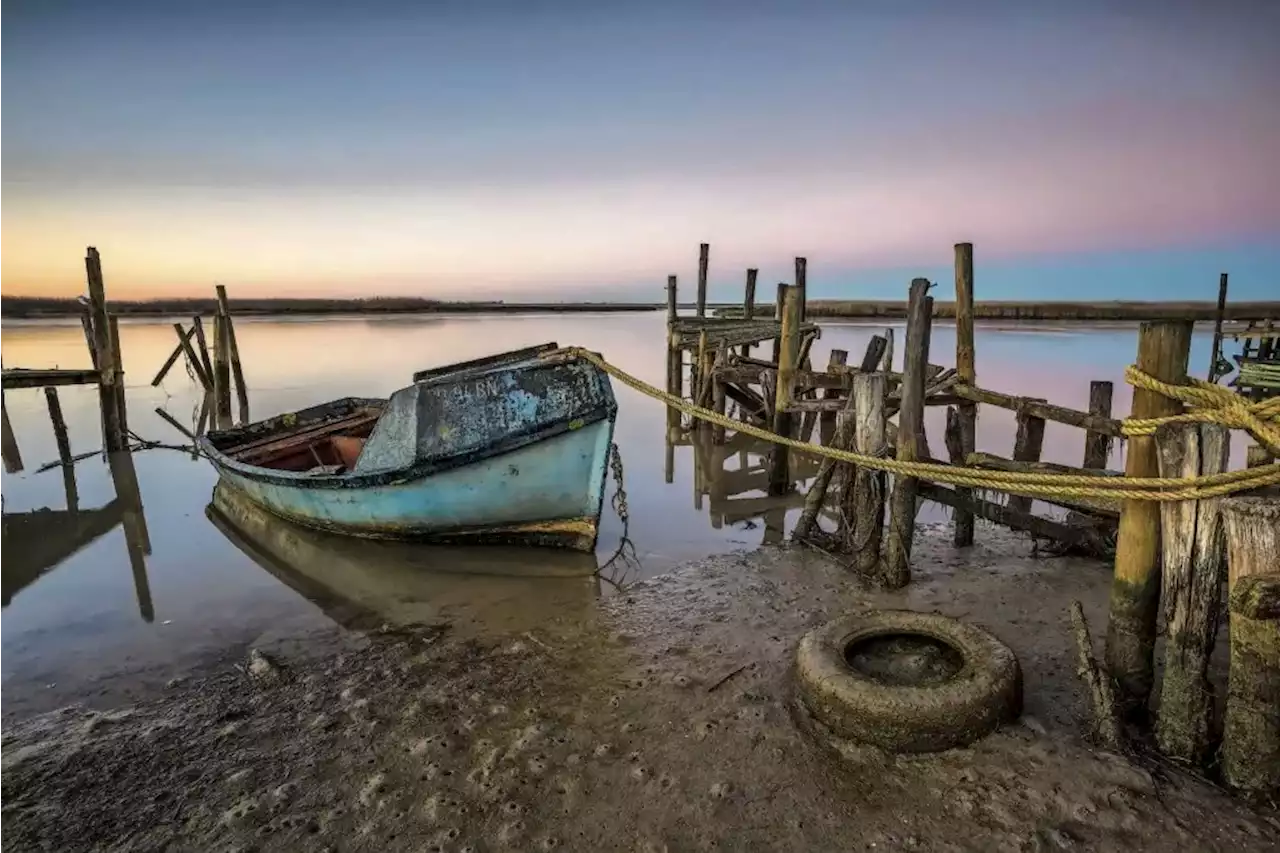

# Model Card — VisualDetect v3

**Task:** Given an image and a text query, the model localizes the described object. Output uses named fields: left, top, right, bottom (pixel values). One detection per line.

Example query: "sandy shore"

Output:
left=3, top=524, right=1277, bottom=852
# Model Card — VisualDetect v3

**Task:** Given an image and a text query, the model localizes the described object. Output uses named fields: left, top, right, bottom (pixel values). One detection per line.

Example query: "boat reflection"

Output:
left=2, top=450, right=153, bottom=620
left=205, top=481, right=604, bottom=637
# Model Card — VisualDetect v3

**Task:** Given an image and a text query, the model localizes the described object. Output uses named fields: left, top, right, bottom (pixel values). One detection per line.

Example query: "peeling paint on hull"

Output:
left=212, top=418, right=614, bottom=551
left=201, top=351, right=618, bottom=552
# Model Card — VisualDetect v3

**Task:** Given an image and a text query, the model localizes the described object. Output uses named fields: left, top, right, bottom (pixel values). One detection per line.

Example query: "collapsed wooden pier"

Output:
left=661, top=240, right=1280, bottom=793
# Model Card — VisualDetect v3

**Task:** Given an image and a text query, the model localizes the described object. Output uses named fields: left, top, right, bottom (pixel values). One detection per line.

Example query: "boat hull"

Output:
left=210, top=416, right=614, bottom=551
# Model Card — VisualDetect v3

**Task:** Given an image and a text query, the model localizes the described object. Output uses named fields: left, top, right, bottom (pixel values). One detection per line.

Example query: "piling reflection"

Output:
left=2, top=450, right=153, bottom=621
left=205, top=481, right=604, bottom=637
left=666, top=418, right=828, bottom=545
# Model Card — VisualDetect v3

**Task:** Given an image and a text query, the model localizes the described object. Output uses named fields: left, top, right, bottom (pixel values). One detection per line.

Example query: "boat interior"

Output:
left=221, top=404, right=385, bottom=473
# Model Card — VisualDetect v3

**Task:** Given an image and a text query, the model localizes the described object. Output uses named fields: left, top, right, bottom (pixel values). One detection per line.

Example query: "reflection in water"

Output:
left=670, top=423, right=827, bottom=546
left=206, top=480, right=604, bottom=637
left=2, top=450, right=153, bottom=621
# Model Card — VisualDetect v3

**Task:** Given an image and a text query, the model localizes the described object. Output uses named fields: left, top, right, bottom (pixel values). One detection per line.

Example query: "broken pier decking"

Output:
left=2, top=368, right=101, bottom=390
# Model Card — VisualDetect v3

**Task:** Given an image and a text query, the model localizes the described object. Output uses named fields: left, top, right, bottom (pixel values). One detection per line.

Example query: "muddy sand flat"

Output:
left=4, top=524, right=1277, bottom=852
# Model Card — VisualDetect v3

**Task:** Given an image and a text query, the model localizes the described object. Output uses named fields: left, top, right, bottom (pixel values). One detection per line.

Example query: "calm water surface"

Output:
left=0, top=312, right=1232, bottom=707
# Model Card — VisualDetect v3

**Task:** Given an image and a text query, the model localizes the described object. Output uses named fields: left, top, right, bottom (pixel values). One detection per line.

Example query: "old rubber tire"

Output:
left=796, top=609, right=1022, bottom=753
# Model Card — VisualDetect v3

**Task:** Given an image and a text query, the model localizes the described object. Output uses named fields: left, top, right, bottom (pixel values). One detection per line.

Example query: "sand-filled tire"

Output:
left=796, top=609, right=1022, bottom=753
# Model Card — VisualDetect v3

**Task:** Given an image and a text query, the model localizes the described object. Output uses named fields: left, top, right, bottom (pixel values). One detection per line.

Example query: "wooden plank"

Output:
left=2, top=368, right=101, bottom=389
left=917, top=481, right=1112, bottom=557
left=951, top=382, right=1123, bottom=436
left=964, top=451, right=1121, bottom=516
left=173, top=322, right=212, bottom=391
left=44, top=387, right=72, bottom=465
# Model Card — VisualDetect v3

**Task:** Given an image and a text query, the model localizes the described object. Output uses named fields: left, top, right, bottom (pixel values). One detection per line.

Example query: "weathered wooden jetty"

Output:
left=662, top=241, right=1280, bottom=794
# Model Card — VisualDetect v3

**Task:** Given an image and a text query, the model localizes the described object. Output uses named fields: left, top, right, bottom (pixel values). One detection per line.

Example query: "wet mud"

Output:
left=4, top=524, right=1278, bottom=852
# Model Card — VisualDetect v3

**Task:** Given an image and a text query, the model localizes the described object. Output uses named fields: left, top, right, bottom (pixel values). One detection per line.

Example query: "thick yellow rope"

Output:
left=1120, top=365, right=1280, bottom=456
left=553, top=347, right=1280, bottom=503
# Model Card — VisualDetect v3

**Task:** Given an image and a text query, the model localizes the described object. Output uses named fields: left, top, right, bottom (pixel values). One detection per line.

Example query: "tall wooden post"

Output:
left=43, top=386, right=77, bottom=510
left=109, top=317, right=129, bottom=442
left=1208, top=273, right=1229, bottom=383
left=1007, top=401, right=1046, bottom=514
left=213, top=313, right=233, bottom=427
left=953, top=243, right=977, bottom=546
left=85, top=248, right=127, bottom=452
left=819, top=349, right=850, bottom=438
left=795, top=257, right=807, bottom=323
left=1154, top=423, right=1229, bottom=765
left=1220, top=497, right=1280, bottom=795
left=190, top=316, right=216, bottom=385
left=882, top=327, right=895, bottom=372
left=696, top=243, right=710, bottom=318
left=1, top=393, right=22, bottom=473
left=1105, top=320, right=1194, bottom=716
left=768, top=286, right=802, bottom=495
left=1082, top=381, right=1115, bottom=469
left=712, top=343, right=728, bottom=444
left=771, top=282, right=787, bottom=364
left=215, top=285, right=250, bottom=423
left=741, top=269, right=758, bottom=357
left=883, top=279, right=933, bottom=589
left=665, top=276, right=682, bottom=432
left=852, top=372, right=888, bottom=578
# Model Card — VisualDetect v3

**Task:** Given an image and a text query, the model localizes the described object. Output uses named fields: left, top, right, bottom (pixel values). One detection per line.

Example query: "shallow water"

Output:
left=0, top=312, right=1235, bottom=705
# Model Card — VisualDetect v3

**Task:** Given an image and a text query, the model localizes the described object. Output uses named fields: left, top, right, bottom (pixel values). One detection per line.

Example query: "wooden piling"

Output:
left=852, top=372, right=889, bottom=577
left=1083, top=381, right=1115, bottom=469
left=44, top=387, right=73, bottom=466
left=882, top=327, right=895, bottom=372
left=108, top=450, right=154, bottom=622
left=795, top=257, right=807, bottom=323
left=666, top=276, right=682, bottom=431
left=1154, top=423, right=1229, bottom=766
left=152, top=325, right=197, bottom=386
left=109, top=316, right=129, bottom=442
left=213, top=313, right=234, bottom=427
left=173, top=323, right=213, bottom=391
left=712, top=343, right=728, bottom=444
left=769, top=286, right=802, bottom=495
left=80, top=309, right=99, bottom=371
left=37, top=385, right=79, bottom=509
left=694, top=331, right=710, bottom=407
left=1105, top=320, right=1194, bottom=715
left=741, top=269, right=758, bottom=356
left=1007, top=401, right=1046, bottom=515
left=1208, top=273, right=1229, bottom=382
left=696, top=243, right=710, bottom=318
left=771, top=282, right=787, bottom=364
left=793, top=392, right=858, bottom=542
left=883, top=279, right=933, bottom=589
left=858, top=336, right=888, bottom=372
left=1220, top=497, right=1280, bottom=795
left=953, top=243, right=977, bottom=547
left=85, top=249, right=127, bottom=452
left=1, top=393, right=23, bottom=473
left=819, top=349, right=849, bottom=436
left=215, top=285, right=250, bottom=422
left=190, top=316, right=216, bottom=385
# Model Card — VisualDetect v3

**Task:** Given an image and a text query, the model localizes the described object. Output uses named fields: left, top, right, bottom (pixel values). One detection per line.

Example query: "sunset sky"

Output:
left=4, top=1, right=1278, bottom=302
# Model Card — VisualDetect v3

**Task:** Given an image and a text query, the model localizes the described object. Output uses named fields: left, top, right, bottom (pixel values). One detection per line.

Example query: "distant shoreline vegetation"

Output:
left=0, top=296, right=662, bottom=318
left=1, top=295, right=1276, bottom=322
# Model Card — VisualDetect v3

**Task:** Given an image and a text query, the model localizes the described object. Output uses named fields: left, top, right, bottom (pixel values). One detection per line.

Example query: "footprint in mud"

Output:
left=357, top=773, right=388, bottom=808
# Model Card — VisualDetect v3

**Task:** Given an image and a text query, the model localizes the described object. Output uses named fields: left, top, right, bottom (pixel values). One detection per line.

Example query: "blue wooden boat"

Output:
left=200, top=344, right=617, bottom=551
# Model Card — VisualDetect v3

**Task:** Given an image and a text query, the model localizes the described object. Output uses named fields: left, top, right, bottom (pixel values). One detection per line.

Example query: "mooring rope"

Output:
left=548, top=348, right=1280, bottom=503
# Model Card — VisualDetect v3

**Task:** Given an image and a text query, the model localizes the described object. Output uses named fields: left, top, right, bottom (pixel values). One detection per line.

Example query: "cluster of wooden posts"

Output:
left=151, top=283, right=250, bottom=434
left=665, top=244, right=1125, bottom=578
left=664, top=242, right=1280, bottom=793
left=1, top=249, right=155, bottom=621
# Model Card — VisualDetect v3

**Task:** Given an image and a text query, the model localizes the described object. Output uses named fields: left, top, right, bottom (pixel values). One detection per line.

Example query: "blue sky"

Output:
left=4, top=1, right=1278, bottom=300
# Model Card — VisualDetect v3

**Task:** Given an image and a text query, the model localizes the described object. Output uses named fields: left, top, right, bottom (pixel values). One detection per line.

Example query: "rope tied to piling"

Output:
left=1121, top=365, right=1280, bottom=457
left=545, top=347, right=1280, bottom=503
